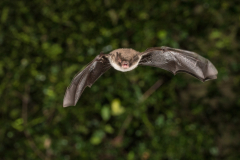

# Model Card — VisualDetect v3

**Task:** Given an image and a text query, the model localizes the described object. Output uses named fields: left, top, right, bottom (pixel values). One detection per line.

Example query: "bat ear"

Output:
left=99, top=51, right=104, bottom=56
left=116, top=52, right=122, bottom=57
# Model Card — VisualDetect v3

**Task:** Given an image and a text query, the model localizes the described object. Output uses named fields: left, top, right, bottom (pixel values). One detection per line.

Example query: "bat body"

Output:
left=63, top=46, right=218, bottom=107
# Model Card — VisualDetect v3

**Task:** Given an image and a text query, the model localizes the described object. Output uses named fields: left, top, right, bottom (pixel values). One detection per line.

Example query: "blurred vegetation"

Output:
left=1, top=0, right=240, bottom=159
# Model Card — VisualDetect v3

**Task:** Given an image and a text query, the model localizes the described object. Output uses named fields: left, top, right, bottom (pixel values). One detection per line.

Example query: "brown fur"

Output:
left=110, top=48, right=139, bottom=60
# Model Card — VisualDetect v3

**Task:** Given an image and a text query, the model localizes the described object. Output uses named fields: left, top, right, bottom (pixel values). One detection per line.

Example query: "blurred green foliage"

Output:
left=1, top=0, right=240, bottom=159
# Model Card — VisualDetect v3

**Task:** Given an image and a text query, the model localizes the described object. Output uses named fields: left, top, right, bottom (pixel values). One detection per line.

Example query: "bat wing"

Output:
left=139, top=46, right=218, bottom=81
left=63, top=54, right=111, bottom=107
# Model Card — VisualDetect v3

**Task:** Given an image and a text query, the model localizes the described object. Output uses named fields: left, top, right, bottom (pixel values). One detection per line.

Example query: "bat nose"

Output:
left=122, top=61, right=129, bottom=69
left=122, top=61, right=129, bottom=65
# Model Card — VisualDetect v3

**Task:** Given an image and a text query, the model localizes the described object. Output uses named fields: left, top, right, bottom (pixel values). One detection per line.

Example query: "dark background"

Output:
left=1, top=0, right=240, bottom=159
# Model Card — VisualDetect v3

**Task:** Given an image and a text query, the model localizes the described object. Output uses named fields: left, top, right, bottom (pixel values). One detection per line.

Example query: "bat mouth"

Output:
left=121, top=61, right=129, bottom=69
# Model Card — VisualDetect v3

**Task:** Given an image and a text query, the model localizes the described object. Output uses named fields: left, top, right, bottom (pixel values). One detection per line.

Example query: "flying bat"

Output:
left=63, top=46, right=218, bottom=107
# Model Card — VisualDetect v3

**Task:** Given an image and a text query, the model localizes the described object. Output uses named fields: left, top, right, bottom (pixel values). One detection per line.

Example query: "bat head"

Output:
left=109, top=49, right=141, bottom=72
left=115, top=55, right=130, bottom=69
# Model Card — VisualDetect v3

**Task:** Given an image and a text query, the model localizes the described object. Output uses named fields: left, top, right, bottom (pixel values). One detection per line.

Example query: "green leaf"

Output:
left=111, top=99, right=125, bottom=116
left=101, top=106, right=110, bottom=121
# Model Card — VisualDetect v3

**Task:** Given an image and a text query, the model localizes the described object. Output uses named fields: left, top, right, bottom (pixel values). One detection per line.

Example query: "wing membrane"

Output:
left=63, top=55, right=111, bottom=107
left=140, top=47, right=218, bottom=81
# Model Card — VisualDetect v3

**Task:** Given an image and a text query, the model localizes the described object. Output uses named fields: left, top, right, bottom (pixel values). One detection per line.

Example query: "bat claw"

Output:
left=97, top=52, right=106, bottom=63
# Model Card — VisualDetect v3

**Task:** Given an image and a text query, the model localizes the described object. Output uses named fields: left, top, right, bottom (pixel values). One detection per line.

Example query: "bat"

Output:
left=63, top=46, right=218, bottom=107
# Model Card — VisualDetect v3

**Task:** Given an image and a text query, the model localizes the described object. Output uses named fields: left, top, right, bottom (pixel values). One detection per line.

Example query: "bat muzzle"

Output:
left=121, top=61, right=129, bottom=69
